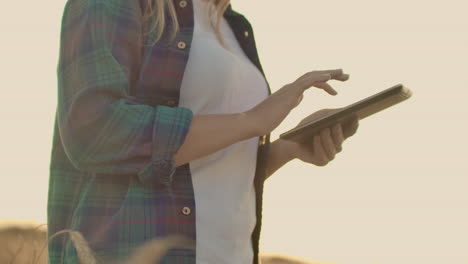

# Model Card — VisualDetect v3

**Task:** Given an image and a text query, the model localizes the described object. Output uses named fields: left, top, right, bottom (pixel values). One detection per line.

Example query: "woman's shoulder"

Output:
left=60, top=0, right=145, bottom=33
left=63, top=0, right=144, bottom=15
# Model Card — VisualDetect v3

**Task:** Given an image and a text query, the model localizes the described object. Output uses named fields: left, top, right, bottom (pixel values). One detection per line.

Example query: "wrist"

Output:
left=273, top=138, right=297, bottom=162
left=239, top=111, right=261, bottom=138
left=264, top=138, right=297, bottom=179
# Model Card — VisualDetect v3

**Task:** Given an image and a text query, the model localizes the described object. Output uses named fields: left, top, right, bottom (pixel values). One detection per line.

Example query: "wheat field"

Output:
left=0, top=219, right=334, bottom=264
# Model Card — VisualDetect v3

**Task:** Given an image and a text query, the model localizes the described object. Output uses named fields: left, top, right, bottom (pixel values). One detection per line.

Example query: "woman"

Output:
left=47, top=0, right=359, bottom=263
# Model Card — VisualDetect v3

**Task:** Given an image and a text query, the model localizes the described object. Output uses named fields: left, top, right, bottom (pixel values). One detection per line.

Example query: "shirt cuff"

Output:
left=138, top=105, right=193, bottom=185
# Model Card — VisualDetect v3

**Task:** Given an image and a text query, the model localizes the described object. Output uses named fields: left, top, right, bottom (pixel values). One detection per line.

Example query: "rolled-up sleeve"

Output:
left=56, top=0, right=193, bottom=184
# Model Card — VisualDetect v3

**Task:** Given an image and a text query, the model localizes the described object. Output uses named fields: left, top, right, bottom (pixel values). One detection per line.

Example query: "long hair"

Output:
left=142, top=0, right=231, bottom=47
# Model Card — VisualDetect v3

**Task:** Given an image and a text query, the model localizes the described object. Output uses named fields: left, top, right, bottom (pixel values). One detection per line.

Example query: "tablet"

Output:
left=279, top=83, right=413, bottom=143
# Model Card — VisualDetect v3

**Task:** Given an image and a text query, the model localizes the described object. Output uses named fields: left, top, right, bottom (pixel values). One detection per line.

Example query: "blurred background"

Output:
left=0, top=0, right=467, bottom=263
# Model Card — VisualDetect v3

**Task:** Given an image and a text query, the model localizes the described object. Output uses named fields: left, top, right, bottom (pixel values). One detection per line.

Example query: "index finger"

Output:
left=315, top=69, right=342, bottom=77
left=315, top=69, right=349, bottom=81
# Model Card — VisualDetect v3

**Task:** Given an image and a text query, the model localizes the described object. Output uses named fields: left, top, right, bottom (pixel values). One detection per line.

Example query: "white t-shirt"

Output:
left=177, top=0, right=269, bottom=263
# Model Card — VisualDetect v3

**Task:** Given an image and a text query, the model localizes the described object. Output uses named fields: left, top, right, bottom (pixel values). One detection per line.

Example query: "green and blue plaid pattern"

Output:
left=48, top=0, right=272, bottom=263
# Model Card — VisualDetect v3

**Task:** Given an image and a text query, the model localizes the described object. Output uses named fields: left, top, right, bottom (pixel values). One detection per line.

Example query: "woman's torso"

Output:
left=178, top=0, right=269, bottom=263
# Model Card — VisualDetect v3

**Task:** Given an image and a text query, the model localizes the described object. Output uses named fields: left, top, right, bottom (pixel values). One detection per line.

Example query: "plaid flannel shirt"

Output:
left=47, top=0, right=272, bottom=263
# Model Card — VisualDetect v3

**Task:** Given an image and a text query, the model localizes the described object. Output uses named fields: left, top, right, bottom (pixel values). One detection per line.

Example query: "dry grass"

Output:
left=0, top=219, right=48, bottom=264
left=47, top=229, right=196, bottom=264
left=0, top=219, right=196, bottom=264
left=259, top=253, right=336, bottom=264
left=0, top=219, right=335, bottom=264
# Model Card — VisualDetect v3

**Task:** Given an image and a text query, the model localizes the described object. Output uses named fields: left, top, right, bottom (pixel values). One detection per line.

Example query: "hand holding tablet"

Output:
left=279, top=84, right=413, bottom=144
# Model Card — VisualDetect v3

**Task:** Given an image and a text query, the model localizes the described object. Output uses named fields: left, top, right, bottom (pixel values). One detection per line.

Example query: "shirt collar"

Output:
left=224, top=3, right=241, bottom=17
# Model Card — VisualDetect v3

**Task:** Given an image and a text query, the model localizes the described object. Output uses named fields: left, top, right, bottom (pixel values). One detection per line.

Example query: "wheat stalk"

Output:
left=46, top=228, right=195, bottom=264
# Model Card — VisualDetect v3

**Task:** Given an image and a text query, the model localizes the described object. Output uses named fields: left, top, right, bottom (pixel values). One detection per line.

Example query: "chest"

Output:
left=130, top=0, right=270, bottom=109
left=178, top=0, right=269, bottom=114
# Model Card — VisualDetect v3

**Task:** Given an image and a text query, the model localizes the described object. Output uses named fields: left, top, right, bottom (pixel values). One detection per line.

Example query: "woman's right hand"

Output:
left=245, top=69, right=350, bottom=136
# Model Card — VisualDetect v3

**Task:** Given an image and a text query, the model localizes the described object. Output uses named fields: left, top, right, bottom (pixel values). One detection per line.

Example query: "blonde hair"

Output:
left=142, top=0, right=231, bottom=47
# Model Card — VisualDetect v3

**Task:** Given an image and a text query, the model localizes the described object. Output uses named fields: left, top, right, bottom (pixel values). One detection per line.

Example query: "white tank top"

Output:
left=177, top=0, right=269, bottom=263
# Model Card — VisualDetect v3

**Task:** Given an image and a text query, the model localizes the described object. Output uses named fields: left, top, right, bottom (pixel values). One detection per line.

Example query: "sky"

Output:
left=0, top=0, right=467, bottom=263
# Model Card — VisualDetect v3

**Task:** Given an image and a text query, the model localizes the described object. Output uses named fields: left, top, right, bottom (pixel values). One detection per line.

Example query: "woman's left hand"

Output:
left=285, top=108, right=360, bottom=166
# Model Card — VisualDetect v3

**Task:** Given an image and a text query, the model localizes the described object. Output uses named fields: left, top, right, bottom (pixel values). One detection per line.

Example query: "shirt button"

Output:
left=177, top=41, right=187, bottom=49
left=181, top=206, right=191, bottom=215
left=167, top=99, right=176, bottom=106
left=244, top=30, right=249, bottom=37
left=179, top=0, right=187, bottom=8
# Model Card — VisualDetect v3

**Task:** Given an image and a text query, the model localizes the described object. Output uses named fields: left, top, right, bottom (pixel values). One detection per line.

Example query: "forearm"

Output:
left=174, top=112, right=258, bottom=167
left=264, top=138, right=297, bottom=180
